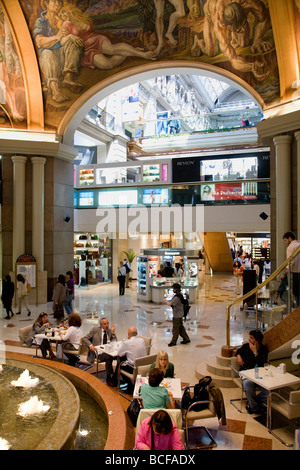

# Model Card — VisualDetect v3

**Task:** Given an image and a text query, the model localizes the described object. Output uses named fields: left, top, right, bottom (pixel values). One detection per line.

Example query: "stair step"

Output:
left=206, top=356, right=232, bottom=377
left=215, top=354, right=232, bottom=367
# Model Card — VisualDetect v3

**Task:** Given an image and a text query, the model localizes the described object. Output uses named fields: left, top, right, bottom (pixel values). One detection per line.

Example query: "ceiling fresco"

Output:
left=4, top=0, right=297, bottom=131
left=0, top=4, right=26, bottom=128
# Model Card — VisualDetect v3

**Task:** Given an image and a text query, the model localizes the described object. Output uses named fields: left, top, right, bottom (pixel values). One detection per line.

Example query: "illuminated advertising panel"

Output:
left=142, top=188, right=169, bottom=204
left=79, top=191, right=94, bottom=206
left=98, top=190, right=138, bottom=206
left=201, top=182, right=257, bottom=201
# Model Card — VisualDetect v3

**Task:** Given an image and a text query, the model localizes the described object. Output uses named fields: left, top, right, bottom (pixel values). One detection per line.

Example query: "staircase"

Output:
left=196, top=355, right=237, bottom=388
left=198, top=307, right=300, bottom=388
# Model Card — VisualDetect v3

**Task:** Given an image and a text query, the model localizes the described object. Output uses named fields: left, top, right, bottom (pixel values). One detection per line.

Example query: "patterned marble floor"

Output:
left=0, top=271, right=295, bottom=450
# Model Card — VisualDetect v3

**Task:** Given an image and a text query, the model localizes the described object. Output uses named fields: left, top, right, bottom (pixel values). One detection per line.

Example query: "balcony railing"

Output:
left=225, top=245, right=300, bottom=349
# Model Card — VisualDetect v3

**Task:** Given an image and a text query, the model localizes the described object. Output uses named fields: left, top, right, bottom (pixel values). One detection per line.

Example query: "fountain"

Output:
left=1, top=355, right=127, bottom=450
left=0, top=359, right=80, bottom=450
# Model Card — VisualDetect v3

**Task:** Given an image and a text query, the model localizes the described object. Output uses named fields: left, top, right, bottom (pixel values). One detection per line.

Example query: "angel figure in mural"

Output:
left=58, top=4, right=157, bottom=70
left=191, top=0, right=273, bottom=81
left=33, top=0, right=85, bottom=103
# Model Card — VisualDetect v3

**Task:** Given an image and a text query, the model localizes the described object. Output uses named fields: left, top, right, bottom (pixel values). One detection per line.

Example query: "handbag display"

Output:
left=127, top=398, right=142, bottom=427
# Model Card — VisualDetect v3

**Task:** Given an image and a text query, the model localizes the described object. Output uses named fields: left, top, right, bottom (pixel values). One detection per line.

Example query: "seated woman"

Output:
left=57, top=313, right=83, bottom=366
left=141, top=368, right=175, bottom=409
left=150, top=350, right=174, bottom=378
left=28, top=313, right=56, bottom=359
left=135, top=409, right=183, bottom=450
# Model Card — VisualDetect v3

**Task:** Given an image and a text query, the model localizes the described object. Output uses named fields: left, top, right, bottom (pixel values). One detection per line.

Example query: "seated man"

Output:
left=82, top=317, right=117, bottom=386
left=236, top=329, right=268, bottom=414
left=114, top=327, right=146, bottom=391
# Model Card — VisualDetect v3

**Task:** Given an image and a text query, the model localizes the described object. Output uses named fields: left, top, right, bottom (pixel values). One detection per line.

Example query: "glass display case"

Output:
left=151, top=277, right=198, bottom=304
left=137, top=257, right=151, bottom=301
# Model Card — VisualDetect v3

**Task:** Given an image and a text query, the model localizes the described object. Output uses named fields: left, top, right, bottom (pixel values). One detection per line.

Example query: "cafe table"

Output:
left=35, top=328, right=67, bottom=345
left=133, top=376, right=183, bottom=401
left=240, top=365, right=300, bottom=391
left=240, top=366, right=300, bottom=439
left=94, top=341, right=123, bottom=358
left=35, top=328, right=68, bottom=358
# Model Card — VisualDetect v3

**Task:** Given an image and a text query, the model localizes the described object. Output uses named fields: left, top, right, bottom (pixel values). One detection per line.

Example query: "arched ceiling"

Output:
left=0, top=0, right=299, bottom=142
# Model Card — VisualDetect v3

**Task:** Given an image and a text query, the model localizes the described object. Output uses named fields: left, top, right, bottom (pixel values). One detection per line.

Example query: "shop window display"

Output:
left=74, top=233, right=112, bottom=287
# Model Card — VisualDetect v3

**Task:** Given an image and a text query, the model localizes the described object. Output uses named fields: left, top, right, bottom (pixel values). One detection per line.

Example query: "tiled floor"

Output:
left=0, top=271, right=295, bottom=450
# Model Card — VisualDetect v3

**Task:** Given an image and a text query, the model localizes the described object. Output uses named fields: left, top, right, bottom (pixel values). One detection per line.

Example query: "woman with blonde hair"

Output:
left=58, top=5, right=157, bottom=71
left=150, top=350, right=174, bottom=378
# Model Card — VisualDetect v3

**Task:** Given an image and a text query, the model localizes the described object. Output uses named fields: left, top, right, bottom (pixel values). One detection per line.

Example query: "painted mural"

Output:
left=19, top=0, right=280, bottom=129
left=294, top=0, right=300, bottom=46
left=0, top=5, right=26, bottom=128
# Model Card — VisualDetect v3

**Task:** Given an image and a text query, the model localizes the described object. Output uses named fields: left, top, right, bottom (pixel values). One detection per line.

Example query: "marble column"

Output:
left=31, top=157, right=46, bottom=271
left=273, top=135, right=293, bottom=268
left=11, top=156, right=27, bottom=265
left=295, top=131, right=300, bottom=238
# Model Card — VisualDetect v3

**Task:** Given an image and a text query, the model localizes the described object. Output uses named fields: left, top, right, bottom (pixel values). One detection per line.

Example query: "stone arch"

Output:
left=58, top=61, right=264, bottom=147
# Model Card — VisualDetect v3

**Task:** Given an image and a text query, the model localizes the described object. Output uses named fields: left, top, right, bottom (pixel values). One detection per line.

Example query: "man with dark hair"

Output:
left=163, top=283, right=190, bottom=347
left=236, top=330, right=268, bottom=414
left=282, top=231, right=300, bottom=307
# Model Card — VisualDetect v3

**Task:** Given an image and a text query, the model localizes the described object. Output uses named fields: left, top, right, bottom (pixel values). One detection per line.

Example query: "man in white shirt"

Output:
left=114, top=327, right=146, bottom=391
left=282, top=231, right=300, bottom=307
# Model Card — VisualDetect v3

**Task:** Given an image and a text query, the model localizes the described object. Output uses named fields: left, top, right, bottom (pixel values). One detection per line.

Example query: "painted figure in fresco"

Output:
left=191, top=0, right=272, bottom=81
left=33, top=0, right=84, bottom=103
left=58, top=5, right=157, bottom=70
left=0, top=9, right=25, bottom=122
left=153, top=0, right=186, bottom=54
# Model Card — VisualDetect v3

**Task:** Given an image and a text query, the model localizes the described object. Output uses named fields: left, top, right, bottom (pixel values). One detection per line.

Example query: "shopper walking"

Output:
left=2, top=274, right=15, bottom=319
left=163, top=283, right=190, bottom=347
left=123, top=258, right=131, bottom=288
left=52, top=274, right=67, bottom=321
left=118, top=262, right=126, bottom=295
left=16, top=274, right=31, bottom=316
left=233, top=260, right=244, bottom=295
left=64, top=271, right=75, bottom=315
left=282, top=231, right=300, bottom=307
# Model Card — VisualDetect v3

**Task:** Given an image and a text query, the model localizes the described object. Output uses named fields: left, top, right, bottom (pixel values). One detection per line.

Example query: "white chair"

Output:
left=181, top=385, right=218, bottom=449
left=135, top=408, right=185, bottom=447
left=270, top=304, right=287, bottom=326
left=60, top=340, right=82, bottom=364
left=18, top=325, right=40, bottom=357
left=137, top=335, right=152, bottom=355
left=118, top=353, right=157, bottom=389
left=267, top=387, right=300, bottom=447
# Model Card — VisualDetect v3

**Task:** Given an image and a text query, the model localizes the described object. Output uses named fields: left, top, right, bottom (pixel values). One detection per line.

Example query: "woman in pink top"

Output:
left=135, top=410, right=184, bottom=450
left=58, top=5, right=157, bottom=70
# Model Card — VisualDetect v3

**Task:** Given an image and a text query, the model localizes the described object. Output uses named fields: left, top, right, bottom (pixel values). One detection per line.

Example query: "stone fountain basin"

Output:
left=2, top=358, right=80, bottom=450
left=5, top=353, right=127, bottom=450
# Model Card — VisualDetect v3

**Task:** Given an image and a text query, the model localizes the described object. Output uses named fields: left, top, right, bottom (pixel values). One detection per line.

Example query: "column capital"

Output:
left=273, top=135, right=293, bottom=146
left=11, top=155, right=27, bottom=164
left=294, top=131, right=300, bottom=142
left=31, top=156, right=46, bottom=165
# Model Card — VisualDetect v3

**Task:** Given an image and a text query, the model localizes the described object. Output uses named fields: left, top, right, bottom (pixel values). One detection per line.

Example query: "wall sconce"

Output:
left=64, top=216, right=71, bottom=222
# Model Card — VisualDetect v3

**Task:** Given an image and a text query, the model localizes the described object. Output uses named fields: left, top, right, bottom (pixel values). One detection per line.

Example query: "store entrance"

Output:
left=74, top=233, right=112, bottom=287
